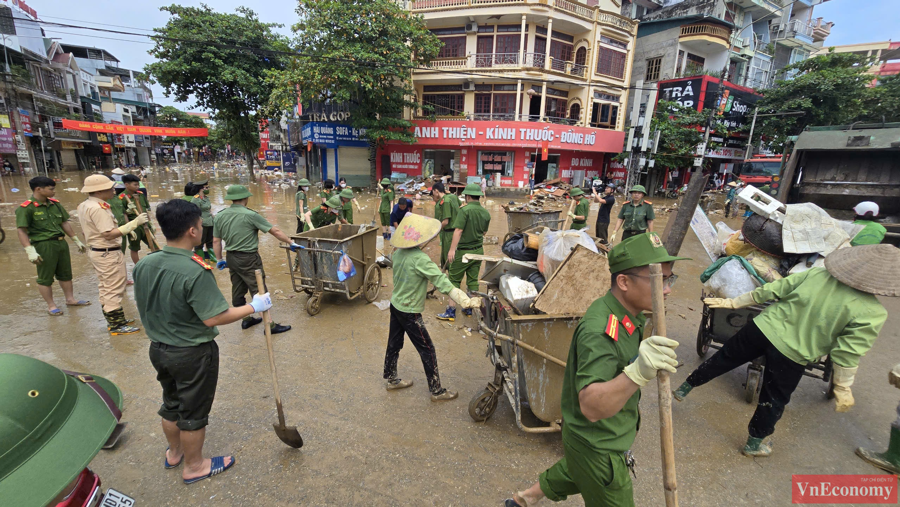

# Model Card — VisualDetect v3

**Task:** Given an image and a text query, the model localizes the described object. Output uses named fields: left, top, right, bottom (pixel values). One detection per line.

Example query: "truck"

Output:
left=734, top=155, right=783, bottom=187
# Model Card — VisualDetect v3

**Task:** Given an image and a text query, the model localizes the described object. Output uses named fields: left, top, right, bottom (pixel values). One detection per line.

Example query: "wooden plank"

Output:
left=532, top=245, right=610, bottom=315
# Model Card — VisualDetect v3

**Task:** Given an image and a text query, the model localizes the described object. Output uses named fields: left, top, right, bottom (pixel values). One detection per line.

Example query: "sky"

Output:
left=27, top=0, right=897, bottom=111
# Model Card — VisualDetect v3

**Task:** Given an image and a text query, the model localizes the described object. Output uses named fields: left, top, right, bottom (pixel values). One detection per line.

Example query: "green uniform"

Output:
left=295, top=190, right=308, bottom=216
left=435, top=193, right=460, bottom=267
left=193, top=194, right=213, bottom=227
left=448, top=200, right=491, bottom=292
left=118, top=191, right=152, bottom=252
left=617, top=200, right=655, bottom=239
left=15, top=197, right=73, bottom=286
left=181, top=195, right=194, bottom=203
left=133, top=246, right=229, bottom=347
left=304, top=206, right=338, bottom=231
left=320, top=189, right=334, bottom=203
left=571, top=197, right=590, bottom=231
left=341, top=200, right=354, bottom=225
left=213, top=203, right=274, bottom=307
left=851, top=220, right=886, bottom=246
left=391, top=247, right=454, bottom=313
left=379, top=187, right=394, bottom=226
left=538, top=291, right=643, bottom=506
left=748, top=267, right=886, bottom=368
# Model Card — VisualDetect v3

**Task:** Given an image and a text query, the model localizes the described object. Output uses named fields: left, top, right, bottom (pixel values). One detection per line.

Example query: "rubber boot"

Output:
left=673, top=381, right=693, bottom=401
left=436, top=306, right=456, bottom=322
left=742, top=436, right=773, bottom=457
left=106, top=308, right=140, bottom=336
left=857, top=425, right=900, bottom=474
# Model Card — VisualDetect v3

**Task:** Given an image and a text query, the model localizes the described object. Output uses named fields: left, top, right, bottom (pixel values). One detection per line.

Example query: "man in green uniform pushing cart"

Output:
left=611, top=185, right=655, bottom=243
left=437, top=183, right=491, bottom=322
left=567, top=187, right=590, bottom=231
left=303, top=195, right=348, bottom=231
left=505, top=232, right=686, bottom=507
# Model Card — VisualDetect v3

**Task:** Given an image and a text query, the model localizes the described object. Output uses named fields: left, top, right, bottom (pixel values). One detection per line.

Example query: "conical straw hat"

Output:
left=391, top=214, right=441, bottom=249
left=824, top=244, right=900, bottom=296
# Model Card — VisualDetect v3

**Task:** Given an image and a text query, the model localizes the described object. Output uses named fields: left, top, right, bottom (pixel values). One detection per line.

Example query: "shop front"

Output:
left=301, top=122, right=371, bottom=187
left=377, top=120, right=625, bottom=188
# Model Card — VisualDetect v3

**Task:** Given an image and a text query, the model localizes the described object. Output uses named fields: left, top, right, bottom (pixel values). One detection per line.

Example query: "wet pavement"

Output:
left=1, top=169, right=899, bottom=506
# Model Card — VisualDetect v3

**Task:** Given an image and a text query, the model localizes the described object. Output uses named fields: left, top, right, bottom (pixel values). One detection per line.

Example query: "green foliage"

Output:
left=864, top=73, right=900, bottom=123
left=145, top=4, right=290, bottom=169
left=266, top=0, right=442, bottom=146
left=644, top=101, right=731, bottom=169
left=156, top=105, right=208, bottom=145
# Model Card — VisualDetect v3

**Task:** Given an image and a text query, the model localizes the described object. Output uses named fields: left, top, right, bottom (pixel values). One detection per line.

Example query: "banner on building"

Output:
left=0, top=128, right=16, bottom=153
left=61, top=119, right=209, bottom=137
left=0, top=114, right=10, bottom=129
left=265, top=150, right=281, bottom=168
left=101, top=144, right=112, bottom=154
left=18, top=109, right=31, bottom=137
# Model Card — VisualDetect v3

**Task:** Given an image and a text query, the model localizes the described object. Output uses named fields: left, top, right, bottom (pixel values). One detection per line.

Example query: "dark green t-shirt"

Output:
left=308, top=206, right=338, bottom=230
left=450, top=200, right=491, bottom=250
left=617, top=201, right=655, bottom=231
left=436, top=193, right=460, bottom=231
left=379, top=187, right=395, bottom=213
left=561, top=291, right=644, bottom=453
left=572, top=197, right=590, bottom=229
left=133, top=246, right=230, bottom=347
left=213, top=204, right=273, bottom=253
left=15, top=197, right=69, bottom=242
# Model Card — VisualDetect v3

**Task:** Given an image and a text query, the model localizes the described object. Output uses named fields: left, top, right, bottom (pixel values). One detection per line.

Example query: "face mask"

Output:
left=203, top=189, right=210, bottom=195
left=340, top=183, right=346, bottom=188
left=301, top=186, right=308, bottom=191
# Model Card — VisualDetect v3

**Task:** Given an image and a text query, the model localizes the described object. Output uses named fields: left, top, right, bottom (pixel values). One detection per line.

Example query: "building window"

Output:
left=597, top=47, right=627, bottom=78
left=494, top=84, right=518, bottom=92
left=569, top=103, right=581, bottom=122
left=590, top=102, right=619, bottom=129
left=478, top=151, right=514, bottom=177
left=645, top=57, right=662, bottom=82
left=423, top=94, right=465, bottom=116
left=545, top=98, right=567, bottom=118
left=685, top=53, right=705, bottom=75
left=497, top=24, right=525, bottom=33
left=551, top=30, right=575, bottom=43
left=550, top=40, right=574, bottom=71
left=495, top=34, right=521, bottom=64
left=430, top=27, right=466, bottom=36
left=437, top=36, right=466, bottom=59
left=492, top=94, right=516, bottom=116
left=478, top=25, right=495, bottom=33
left=475, top=94, right=492, bottom=117
left=599, top=35, right=628, bottom=50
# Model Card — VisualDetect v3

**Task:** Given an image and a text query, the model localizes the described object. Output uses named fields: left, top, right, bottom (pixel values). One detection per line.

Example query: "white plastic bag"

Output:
left=500, top=275, right=538, bottom=314
left=715, top=222, right=736, bottom=258
left=703, top=258, right=761, bottom=298
left=537, top=229, right=599, bottom=277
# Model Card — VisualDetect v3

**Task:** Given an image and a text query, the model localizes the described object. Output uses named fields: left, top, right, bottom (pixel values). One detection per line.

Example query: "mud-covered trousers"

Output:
left=684, top=320, right=806, bottom=439
left=384, top=304, right=443, bottom=394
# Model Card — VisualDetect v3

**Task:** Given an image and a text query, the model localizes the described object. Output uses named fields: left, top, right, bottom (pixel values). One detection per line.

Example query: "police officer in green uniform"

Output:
left=15, top=176, right=90, bottom=315
left=431, top=181, right=460, bottom=268
left=611, top=185, right=655, bottom=243
left=437, top=182, right=491, bottom=322
left=118, top=174, right=154, bottom=267
left=378, top=177, right=395, bottom=239
left=339, top=188, right=356, bottom=224
left=213, top=184, right=299, bottom=334
left=296, top=178, right=311, bottom=233
left=320, top=178, right=335, bottom=204
left=192, top=176, right=216, bottom=262
left=505, top=233, right=687, bottom=507
left=304, top=195, right=347, bottom=231
left=567, top=187, right=590, bottom=231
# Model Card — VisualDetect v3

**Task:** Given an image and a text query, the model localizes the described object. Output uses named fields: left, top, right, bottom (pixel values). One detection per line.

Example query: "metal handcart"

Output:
left=284, top=224, right=382, bottom=316
left=505, top=209, right=563, bottom=235
left=696, top=290, right=835, bottom=404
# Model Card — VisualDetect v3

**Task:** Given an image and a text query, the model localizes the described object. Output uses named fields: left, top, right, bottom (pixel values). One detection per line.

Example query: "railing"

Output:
left=472, top=113, right=518, bottom=121
left=523, top=52, right=546, bottom=68
left=474, top=53, right=520, bottom=67
left=416, top=51, right=592, bottom=81
left=554, top=0, right=593, bottom=20
left=597, top=12, right=637, bottom=32
left=427, top=57, right=469, bottom=69
left=680, top=23, right=731, bottom=42
left=548, top=57, right=587, bottom=76
left=411, top=0, right=468, bottom=9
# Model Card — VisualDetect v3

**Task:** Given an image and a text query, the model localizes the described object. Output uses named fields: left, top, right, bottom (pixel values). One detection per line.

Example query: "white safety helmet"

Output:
left=853, top=201, right=880, bottom=218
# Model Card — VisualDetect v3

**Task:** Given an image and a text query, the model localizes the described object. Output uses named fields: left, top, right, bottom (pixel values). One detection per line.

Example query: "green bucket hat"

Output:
left=380, top=178, right=392, bottom=185
left=297, top=178, right=310, bottom=186
left=569, top=187, right=585, bottom=197
left=462, top=182, right=484, bottom=197
left=225, top=184, right=253, bottom=200
left=630, top=185, right=647, bottom=194
left=340, top=188, right=354, bottom=199
left=608, top=232, right=691, bottom=273
left=0, top=354, right=123, bottom=507
left=325, top=195, right=343, bottom=209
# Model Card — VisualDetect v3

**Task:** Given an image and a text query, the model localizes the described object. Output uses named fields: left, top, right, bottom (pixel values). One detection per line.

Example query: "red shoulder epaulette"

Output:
left=644, top=200, right=653, bottom=205
left=118, top=194, right=126, bottom=200
left=20, top=200, right=32, bottom=207
left=191, top=253, right=212, bottom=270
left=99, top=201, right=111, bottom=210
left=48, top=197, right=60, bottom=203
left=621, top=315, right=636, bottom=336
left=605, top=314, right=619, bottom=342
left=439, top=198, right=444, bottom=205
left=194, top=194, right=202, bottom=199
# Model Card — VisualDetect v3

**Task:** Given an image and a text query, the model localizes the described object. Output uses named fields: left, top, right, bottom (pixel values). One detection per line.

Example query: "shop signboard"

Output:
left=404, top=120, right=624, bottom=153
left=301, top=122, right=368, bottom=148
left=606, top=160, right=627, bottom=181
left=657, top=76, right=760, bottom=131
left=0, top=128, right=16, bottom=153
left=265, top=149, right=281, bottom=168
left=0, top=114, right=10, bottom=129
left=18, top=109, right=31, bottom=137
left=281, top=152, right=297, bottom=173
left=388, top=146, right=422, bottom=174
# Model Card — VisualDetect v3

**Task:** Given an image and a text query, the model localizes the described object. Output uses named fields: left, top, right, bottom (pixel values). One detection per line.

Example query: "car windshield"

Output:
left=740, top=161, right=781, bottom=176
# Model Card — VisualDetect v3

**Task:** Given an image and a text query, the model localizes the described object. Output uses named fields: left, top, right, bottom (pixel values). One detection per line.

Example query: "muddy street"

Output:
left=2, top=169, right=899, bottom=506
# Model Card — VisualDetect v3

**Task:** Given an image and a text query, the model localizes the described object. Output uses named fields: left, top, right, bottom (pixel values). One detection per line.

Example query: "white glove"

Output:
left=623, top=336, right=679, bottom=387
left=703, top=292, right=756, bottom=309
left=135, top=212, right=150, bottom=226
left=72, top=237, right=87, bottom=254
left=610, top=232, right=617, bottom=243
left=250, top=292, right=273, bottom=313
left=125, top=201, right=138, bottom=215
left=25, top=245, right=42, bottom=265
left=567, top=212, right=576, bottom=219
left=833, top=365, right=857, bottom=413
left=449, top=287, right=481, bottom=309
left=118, top=213, right=149, bottom=236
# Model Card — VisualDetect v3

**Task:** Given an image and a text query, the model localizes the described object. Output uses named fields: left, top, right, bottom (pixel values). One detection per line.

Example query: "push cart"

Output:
left=284, top=224, right=382, bottom=316
left=696, top=290, right=834, bottom=404
left=504, top=209, right=563, bottom=235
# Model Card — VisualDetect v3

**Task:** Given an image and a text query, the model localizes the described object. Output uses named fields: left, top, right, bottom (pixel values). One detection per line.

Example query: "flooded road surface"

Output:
left=1, top=168, right=899, bottom=506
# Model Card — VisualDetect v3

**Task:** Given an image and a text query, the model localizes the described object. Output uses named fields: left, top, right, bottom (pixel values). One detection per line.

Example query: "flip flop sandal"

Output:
left=66, top=300, right=92, bottom=307
left=183, top=456, right=235, bottom=485
left=48, top=308, right=63, bottom=316
left=164, top=447, right=184, bottom=469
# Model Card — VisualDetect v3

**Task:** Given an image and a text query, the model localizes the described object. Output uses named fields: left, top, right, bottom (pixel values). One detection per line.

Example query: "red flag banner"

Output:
left=61, top=119, right=208, bottom=137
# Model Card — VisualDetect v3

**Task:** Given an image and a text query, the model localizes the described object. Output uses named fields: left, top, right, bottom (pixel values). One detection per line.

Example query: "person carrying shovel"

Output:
left=383, top=214, right=481, bottom=401
left=567, top=187, right=590, bottom=231
left=378, top=178, right=395, bottom=240
left=505, top=232, right=687, bottom=507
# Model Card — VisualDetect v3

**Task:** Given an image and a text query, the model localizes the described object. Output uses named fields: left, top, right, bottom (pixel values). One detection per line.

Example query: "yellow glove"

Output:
left=890, top=363, right=900, bottom=389
left=623, top=336, right=679, bottom=387
left=610, top=232, right=617, bottom=243
left=118, top=213, right=149, bottom=236
left=25, top=245, right=43, bottom=265
left=72, top=237, right=87, bottom=254
left=449, top=287, right=481, bottom=309
left=833, top=365, right=857, bottom=412
left=703, top=292, right=756, bottom=309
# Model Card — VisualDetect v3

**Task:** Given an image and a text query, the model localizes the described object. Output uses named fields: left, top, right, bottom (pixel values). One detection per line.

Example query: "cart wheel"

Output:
left=364, top=264, right=382, bottom=303
left=306, top=295, right=321, bottom=316
left=468, top=388, right=499, bottom=422
left=696, top=325, right=712, bottom=357
left=745, top=368, right=762, bottom=404
left=0, top=228, right=5, bottom=245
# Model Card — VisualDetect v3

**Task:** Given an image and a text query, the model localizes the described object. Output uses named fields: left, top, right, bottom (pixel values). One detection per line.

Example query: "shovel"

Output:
left=254, top=270, right=304, bottom=449
left=649, top=263, right=678, bottom=506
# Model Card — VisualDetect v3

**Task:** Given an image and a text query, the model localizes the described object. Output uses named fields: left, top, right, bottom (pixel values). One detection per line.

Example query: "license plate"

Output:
left=100, top=489, right=135, bottom=507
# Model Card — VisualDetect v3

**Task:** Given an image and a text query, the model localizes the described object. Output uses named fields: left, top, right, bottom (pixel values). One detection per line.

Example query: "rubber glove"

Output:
left=117, top=213, right=149, bottom=236
left=890, top=363, right=900, bottom=389
left=623, top=336, right=679, bottom=387
left=704, top=293, right=756, bottom=309
left=216, top=259, right=227, bottom=270
left=72, top=237, right=87, bottom=254
left=567, top=212, right=576, bottom=219
left=289, top=242, right=304, bottom=252
left=125, top=200, right=138, bottom=215
left=250, top=292, right=272, bottom=313
left=833, top=364, right=858, bottom=413
left=449, top=287, right=481, bottom=309
left=25, top=245, right=42, bottom=265
left=610, top=232, right=617, bottom=243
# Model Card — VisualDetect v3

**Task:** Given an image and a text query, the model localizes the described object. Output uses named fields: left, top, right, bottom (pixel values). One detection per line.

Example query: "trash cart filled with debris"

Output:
left=284, top=224, right=382, bottom=316
left=504, top=208, right=563, bottom=236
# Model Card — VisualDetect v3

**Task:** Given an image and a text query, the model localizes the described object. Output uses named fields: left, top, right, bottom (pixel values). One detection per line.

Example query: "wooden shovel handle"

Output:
left=255, top=269, right=287, bottom=427
left=650, top=263, right=678, bottom=507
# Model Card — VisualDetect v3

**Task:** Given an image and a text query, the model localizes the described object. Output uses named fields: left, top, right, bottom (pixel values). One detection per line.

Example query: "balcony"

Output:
left=680, top=23, right=731, bottom=46
left=772, top=19, right=815, bottom=48
left=418, top=52, right=591, bottom=81
left=730, top=0, right=782, bottom=17
left=811, top=18, right=833, bottom=43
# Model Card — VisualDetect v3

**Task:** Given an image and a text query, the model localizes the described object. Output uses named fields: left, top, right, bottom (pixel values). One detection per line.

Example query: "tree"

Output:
left=145, top=4, right=290, bottom=173
left=266, top=0, right=442, bottom=180
left=865, top=73, right=900, bottom=123
left=155, top=105, right=208, bottom=147
left=637, top=100, right=731, bottom=170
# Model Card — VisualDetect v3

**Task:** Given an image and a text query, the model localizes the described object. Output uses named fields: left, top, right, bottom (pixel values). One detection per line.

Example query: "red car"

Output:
left=735, top=155, right=784, bottom=186
left=50, top=468, right=134, bottom=507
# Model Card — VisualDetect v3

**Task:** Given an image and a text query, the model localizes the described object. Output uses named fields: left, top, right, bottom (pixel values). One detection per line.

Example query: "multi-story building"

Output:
left=374, top=0, right=638, bottom=189
left=814, top=41, right=900, bottom=85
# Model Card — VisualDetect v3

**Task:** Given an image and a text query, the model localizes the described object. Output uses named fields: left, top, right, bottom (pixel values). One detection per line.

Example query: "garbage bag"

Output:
left=700, top=256, right=765, bottom=299
left=526, top=270, right=547, bottom=292
left=537, top=229, right=598, bottom=277
left=337, top=250, right=357, bottom=282
left=502, top=233, right=538, bottom=262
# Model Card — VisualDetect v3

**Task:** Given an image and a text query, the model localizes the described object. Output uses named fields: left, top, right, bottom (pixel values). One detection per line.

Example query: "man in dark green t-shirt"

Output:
left=567, top=187, right=590, bottom=231
left=134, top=199, right=273, bottom=485
left=505, top=233, right=687, bottom=507
left=431, top=181, right=460, bottom=268
left=378, top=178, right=395, bottom=239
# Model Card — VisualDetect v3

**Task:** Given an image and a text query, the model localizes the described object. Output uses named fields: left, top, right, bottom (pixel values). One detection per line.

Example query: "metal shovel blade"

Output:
left=273, top=423, right=304, bottom=448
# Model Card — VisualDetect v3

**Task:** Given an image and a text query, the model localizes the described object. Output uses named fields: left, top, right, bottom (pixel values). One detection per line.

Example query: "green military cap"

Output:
left=0, top=354, right=124, bottom=506
left=325, top=195, right=343, bottom=209
left=297, top=178, right=310, bottom=186
left=380, top=178, right=392, bottom=185
left=462, top=182, right=484, bottom=196
left=569, top=187, right=585, bottom=197
left=608, top=232, right=690, bottom=273
left=630, top=185, right=647, bottom=194
left=224, top=184, right=252, bottom=200
left=340, top=188, right=354, bottom=199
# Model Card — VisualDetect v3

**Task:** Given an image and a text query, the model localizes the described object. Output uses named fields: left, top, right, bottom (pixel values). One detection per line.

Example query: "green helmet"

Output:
left=340, top=188, right=354, bottom=199
left=380, top=178, right=391, bottom=185
left=325, top=195, right=343, bottom=209
left=569, top=187, right=585, bottom=197
left=461, top=182, right=484, bottom=197
left=297, top=178, right=310, bottom=187
left=630, top=185, right=647, bottom=194
left=608, top=233, right=691, bottom=273
left=225, top=184, right=253, bottom=200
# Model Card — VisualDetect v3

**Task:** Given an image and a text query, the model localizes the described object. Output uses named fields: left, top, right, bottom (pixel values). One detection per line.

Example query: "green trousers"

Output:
left=33, top=237, right=72, bottom=286
left=439, top=230, right=454, bottom=268
left=570, top=221, right=588, bottom=231
left=225, top=250, right=267, bottom=307
left=539, top=439, right=634, bottom=507
left=448, top=246, right=483, bottom=292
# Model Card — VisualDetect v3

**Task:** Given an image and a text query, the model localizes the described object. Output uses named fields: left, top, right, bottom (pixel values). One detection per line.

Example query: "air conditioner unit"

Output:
left=741, top=37, right=751, bottom=47
left=465, top=22, right=478, bottom=34
left=462, top=82, right=476, bottom=91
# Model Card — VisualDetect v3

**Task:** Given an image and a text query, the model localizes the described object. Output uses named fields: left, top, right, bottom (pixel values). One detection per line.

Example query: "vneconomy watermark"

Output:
left=793, top=475, right=897, bottom=504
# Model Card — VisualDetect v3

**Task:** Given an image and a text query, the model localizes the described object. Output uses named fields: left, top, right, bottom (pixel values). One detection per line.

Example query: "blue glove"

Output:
left=289, top=242, right=304, bottom=252
left=216, top=260, right=227, bottom=270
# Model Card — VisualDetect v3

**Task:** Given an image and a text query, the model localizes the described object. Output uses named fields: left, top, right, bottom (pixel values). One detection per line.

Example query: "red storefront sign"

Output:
left=406, top=120, right=624, bottom=152
left=101, top=144, right=112, bottom=154
left=607, top=160, right=627, bottom=181
left=388, top=145, right=422, bottom=174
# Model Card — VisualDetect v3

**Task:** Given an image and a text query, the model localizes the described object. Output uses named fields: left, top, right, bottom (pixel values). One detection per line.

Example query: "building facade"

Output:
left=814, top=41, right=900, bottom=85
left=376, top=0, right=639, bottom=189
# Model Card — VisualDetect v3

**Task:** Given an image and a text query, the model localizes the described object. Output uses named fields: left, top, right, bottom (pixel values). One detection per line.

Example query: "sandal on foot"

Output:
left=165, top=447, right=183, bottom=469
left=66, top=300, right=92, bottom=307
left=183, top=456, right=235, bottom=485
left=48, top=308, right=63, bottom=316
left=504, top=493, right=528, bottom=507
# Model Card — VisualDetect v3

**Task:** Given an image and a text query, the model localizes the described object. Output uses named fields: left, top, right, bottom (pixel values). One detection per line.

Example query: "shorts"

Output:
left=149, top=340, right=219, bottom=431
left=33, top=237, right=72, bottom=286
left=127, top=225, right=152, bottom=252
left=380, top=212, right=391, bottom=227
